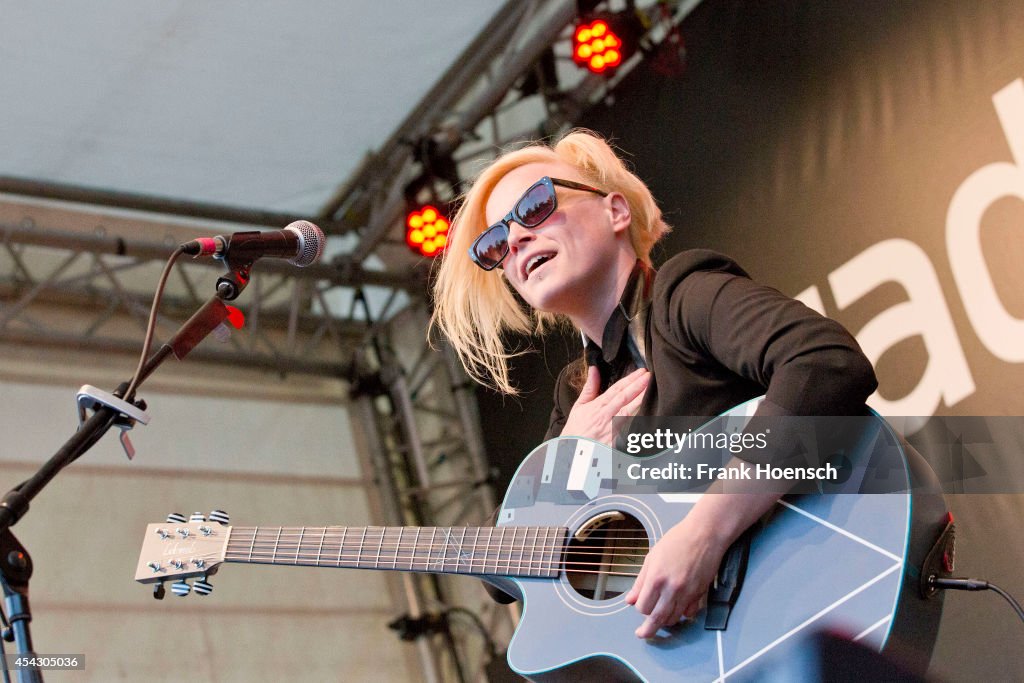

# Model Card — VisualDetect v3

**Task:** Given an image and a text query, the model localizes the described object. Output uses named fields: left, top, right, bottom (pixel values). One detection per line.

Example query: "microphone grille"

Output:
left=284, top=220, right=325, bottom=267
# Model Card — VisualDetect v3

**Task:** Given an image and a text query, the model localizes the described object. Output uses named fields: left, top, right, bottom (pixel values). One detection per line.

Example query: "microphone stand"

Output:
left=0, top=261, right=251, bottom=682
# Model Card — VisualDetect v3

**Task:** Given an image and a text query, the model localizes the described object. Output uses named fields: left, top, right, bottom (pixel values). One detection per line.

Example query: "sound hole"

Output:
left=565, top=512, right=649, bottom=600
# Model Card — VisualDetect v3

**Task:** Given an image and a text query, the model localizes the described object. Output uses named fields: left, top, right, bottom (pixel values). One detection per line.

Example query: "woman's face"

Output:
left=483, top=161, right=629, bottom=319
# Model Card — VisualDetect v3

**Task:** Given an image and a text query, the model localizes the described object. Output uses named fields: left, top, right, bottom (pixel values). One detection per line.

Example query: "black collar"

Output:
left=584, top=261, right=654, bottom=368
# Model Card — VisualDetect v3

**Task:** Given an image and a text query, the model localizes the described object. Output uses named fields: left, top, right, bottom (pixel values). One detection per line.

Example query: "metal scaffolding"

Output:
left=0, top=2, right=698, bottom=679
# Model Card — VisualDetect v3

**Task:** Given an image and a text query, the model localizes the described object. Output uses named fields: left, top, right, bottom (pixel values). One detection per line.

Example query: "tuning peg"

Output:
left=166, top=512, right=187, bottom=524
left=171, top=580, right=191, bottom=597
left=209, top=510, right=230, bottom=526
left=189, top=512, right=206, bottom=523
left=193, top=577, right=213, bottom=596
left=153, top=581, right=166, bottom=600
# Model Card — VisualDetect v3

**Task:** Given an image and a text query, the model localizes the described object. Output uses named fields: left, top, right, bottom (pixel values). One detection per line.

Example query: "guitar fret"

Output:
left=429, top=528, right=437, bottom=571
left=271, top=527, right=282, bottom=562
left=441, top=527, right=450, bottom=571
left=542, top=527, right=550, bottom=576
left=550, top=527, right=564, bottom=578
left=248, top=526, right=258, bottom=562
left=540, top=527, right=548, bottom=577
left=472, top=526, right=481, bottom=574
left=529, top=526, right=539, bottom=577
left=514, top=527, right=524, bottom=574
left=546, top=526, right=552, bottom=576
left=520, top=527, right=528, bottom=574
left=337, top=527, right=346, bottom=568
left=501, top=527, right=509, bottom=574
left=374, top=528, right=384, bottom=568
left=509, top=527, right=518, bottom=574
left=521, top=526, right=529, bottom=576
left=550, top=527, right=559, bottom=577
left=359, top=527, right=368, bottom=569
left=413, top=528, right=421, bottom=571
left=316, top=527, right=326, bottom=567
left=295, top=526, right=305, bottom=564
left=395, top=528, right=403, bottom=569
left=487, top=527, right=495, bottom=574
left=459, top=527, right=468, bottom=571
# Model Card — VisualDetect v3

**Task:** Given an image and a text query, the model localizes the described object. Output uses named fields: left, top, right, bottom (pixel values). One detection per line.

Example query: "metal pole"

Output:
left=350, top=394, right=444, bottom=683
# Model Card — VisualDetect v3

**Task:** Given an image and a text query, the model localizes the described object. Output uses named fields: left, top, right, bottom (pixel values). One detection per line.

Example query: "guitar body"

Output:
left=493, top=401, right=946, bottom=682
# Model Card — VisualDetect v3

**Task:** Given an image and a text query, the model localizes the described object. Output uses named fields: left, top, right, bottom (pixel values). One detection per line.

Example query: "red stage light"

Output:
left=572, top=18, right=626, bottom=74
left=406, top=205, right=449, bottom=258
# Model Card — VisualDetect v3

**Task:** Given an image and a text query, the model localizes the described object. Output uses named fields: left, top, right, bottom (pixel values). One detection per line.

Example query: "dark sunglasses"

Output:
left=468, top=176, right=608, bottom=270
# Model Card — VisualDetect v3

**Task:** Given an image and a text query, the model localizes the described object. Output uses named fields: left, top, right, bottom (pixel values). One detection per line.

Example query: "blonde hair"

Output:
left=430, top=129, right=670, bottom=394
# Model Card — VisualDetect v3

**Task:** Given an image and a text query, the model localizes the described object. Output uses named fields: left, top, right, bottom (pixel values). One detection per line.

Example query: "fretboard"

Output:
left=223, top=526, right=568, bottom=578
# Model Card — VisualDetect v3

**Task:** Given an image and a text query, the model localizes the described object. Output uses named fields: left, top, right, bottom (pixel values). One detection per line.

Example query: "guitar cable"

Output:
left=444, top=606, right=498, bottom=661
left=929, top=576, right=1024, bottom=625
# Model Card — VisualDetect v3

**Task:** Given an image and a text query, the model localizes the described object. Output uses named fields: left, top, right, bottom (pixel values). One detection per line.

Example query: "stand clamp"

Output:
left=76, top=385, right=151, bottom=460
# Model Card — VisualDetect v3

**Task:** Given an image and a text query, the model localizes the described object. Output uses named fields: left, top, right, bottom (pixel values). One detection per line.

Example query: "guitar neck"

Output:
left=224, top=525, right=568, bottom=578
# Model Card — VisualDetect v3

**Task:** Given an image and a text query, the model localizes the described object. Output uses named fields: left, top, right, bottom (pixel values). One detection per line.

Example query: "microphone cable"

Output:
left=123, top=245, right=186, bottom=402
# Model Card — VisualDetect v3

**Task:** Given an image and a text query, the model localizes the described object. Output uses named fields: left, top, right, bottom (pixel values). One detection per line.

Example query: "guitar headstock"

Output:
left=136, top=511, right=230, bottom=596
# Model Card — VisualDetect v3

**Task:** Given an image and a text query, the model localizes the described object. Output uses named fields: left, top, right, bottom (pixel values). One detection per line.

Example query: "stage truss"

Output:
left=0, top=1, right=699, bottom=680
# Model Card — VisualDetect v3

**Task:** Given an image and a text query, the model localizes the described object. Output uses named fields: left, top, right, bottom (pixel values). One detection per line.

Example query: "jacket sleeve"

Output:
left=653, top=250, right=877, bottom=416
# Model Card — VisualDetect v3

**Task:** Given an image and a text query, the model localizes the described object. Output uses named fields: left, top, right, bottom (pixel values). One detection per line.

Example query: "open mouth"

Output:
left=524, top=252, right=555, bottom=279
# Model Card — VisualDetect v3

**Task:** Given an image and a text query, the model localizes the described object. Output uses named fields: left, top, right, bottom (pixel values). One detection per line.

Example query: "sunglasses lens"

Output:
left=473, top=225, right=509, bottom=269
left=517, top=183, right=556, bottom=227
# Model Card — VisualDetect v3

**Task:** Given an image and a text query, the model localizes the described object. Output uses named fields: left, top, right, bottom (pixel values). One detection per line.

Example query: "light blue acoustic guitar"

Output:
left=136, top=399, right=946, bottom=681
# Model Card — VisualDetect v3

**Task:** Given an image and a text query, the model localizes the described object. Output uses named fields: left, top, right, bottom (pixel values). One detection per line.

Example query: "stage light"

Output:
left=405, top=204, right=449, bottom=258
left=572, top=17, right=626, bottom=74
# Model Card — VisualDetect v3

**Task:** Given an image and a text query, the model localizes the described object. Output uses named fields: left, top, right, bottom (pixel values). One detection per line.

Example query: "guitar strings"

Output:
left=221, top=543, right=649, bottom=572
left=221, top=543, right=648, bottom=561
left=223, top=541, right=648, bottom=559
left=217, top=554, right=645, bottom=577
left=222, top=528, right=650, bottom=558
left=221, top=549, right=648, bottom=567
left=222, top=536, right=650, bottom=560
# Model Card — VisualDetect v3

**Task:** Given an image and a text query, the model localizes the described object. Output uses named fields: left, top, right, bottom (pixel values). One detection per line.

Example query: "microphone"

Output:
left=181, top=220, right=325, bottom=267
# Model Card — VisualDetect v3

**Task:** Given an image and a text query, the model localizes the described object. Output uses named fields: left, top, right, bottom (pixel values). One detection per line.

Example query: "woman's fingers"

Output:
left=577, top=365, right=603, bottom=403
left=620, top=391, right=646, bottom=417
left=634, top=591, right=683, bottom=639
left=602, top=368, right=649, bottom=410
